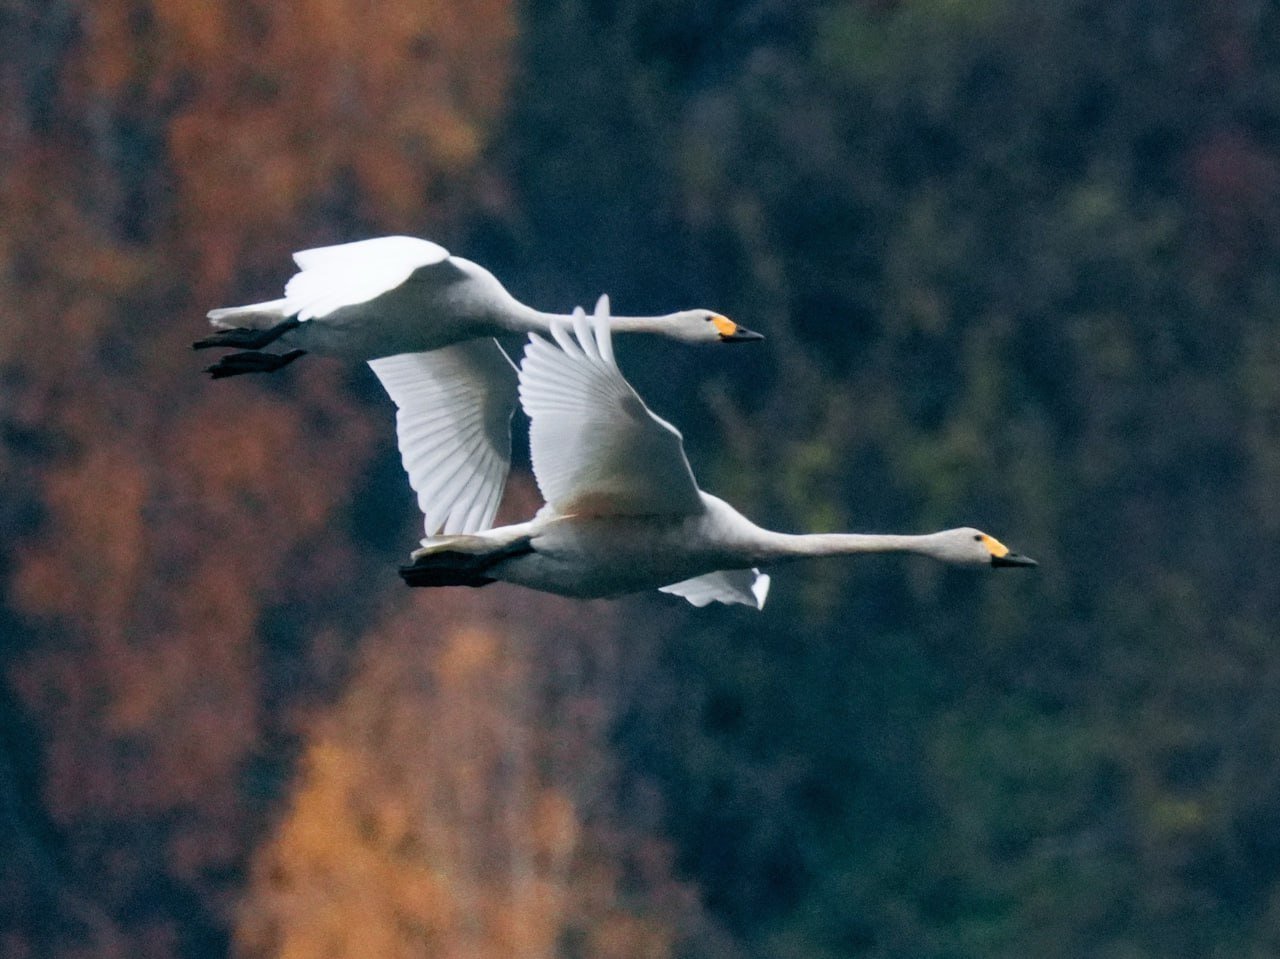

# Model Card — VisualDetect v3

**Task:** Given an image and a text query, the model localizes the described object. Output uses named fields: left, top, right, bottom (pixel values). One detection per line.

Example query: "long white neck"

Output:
left=746, top=530, right=947, bottom=565
left=498, top=301, right=685, bottom=336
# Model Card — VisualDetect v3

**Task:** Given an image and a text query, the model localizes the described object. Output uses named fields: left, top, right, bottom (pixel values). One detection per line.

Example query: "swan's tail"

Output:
left=206, top=299, right=292, bottom=329
left=400, top=532, right=533, bottom=588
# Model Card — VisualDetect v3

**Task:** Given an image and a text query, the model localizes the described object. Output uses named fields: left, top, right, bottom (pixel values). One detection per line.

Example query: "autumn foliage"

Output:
left=238, top=591, right=709, bottom=959
left=0, top=1, right=713, bottom=956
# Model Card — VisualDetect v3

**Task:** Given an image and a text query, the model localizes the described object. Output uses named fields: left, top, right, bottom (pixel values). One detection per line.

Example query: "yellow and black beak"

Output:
left=980, top=533, right=1038, bottom=569
left=712, top=315, right=765, bottom=343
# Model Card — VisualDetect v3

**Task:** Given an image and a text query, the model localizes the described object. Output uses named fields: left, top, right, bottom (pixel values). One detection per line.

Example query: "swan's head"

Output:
left=934, top=528, right=1038, bottom=568
left=668, top=310, right=765, bottom=344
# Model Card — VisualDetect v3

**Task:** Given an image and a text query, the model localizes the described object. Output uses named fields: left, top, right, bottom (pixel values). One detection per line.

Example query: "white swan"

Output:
left=398, top=297, right=1036, bottom=609
left=198, top=235, right=762, bottom=536
left=196, top=236, right=760, bottom=372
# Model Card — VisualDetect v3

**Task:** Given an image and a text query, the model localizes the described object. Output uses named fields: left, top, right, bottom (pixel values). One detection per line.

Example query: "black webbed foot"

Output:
left=399, top=536, right=534, bottom=588
left=399, top=562, right=497, bottom=588
left=193, top=317, right=301, bottom=351
left=204, top=349, right=307, bottom=379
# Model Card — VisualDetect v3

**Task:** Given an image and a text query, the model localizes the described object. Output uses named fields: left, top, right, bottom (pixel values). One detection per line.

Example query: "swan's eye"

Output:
left=973, top=534, right=983, bottom=541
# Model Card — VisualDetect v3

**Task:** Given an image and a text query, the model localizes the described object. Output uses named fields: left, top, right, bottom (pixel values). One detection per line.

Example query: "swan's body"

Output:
left=198, top=236, right=761, bottom=536
left=199, top=235, right=759, bottom=363
left=400, top=300, right=1036, bottom=609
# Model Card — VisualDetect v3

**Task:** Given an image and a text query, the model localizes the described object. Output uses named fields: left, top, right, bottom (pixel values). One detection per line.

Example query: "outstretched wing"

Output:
left=517, top=296, right=703, bottom=518
left=284, top=236, right=452, bottom=320
left=659, top=569, right=771, bottom=609
left=369, top=339, right=517, bottom=536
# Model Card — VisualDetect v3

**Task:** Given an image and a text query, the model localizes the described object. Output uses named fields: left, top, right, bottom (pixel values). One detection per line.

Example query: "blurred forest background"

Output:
left=2, top=0, right=1280, bottom=956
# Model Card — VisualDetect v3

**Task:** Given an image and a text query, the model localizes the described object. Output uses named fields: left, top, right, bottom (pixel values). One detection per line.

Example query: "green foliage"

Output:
left=575, top=0, right=1280, bottom=955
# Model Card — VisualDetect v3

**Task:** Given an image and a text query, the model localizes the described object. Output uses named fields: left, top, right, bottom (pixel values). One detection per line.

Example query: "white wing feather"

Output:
left=284, top=236, right=450, bottom=321
left=659, top=569, right=771, bottom=609
left=517, top=296, right=703, bottom=517
left=369, top=339, right=516, bottom=536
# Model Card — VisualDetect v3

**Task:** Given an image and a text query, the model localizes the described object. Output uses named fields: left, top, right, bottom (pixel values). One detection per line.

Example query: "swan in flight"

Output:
left=196, top=236, right=760, bottom=373
left=399, top=297, right=1036, bottom=609
left=197, top=235, right=762, bottom=536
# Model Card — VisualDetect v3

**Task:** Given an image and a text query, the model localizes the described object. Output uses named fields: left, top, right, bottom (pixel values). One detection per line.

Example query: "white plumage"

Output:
left=200, top=235, right=762, bottom=536
left=368, top=341, right=516, bottom=538
left=399, top=297, right=1036, bottom=609
left=518, top=302, right=703, bottom=518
